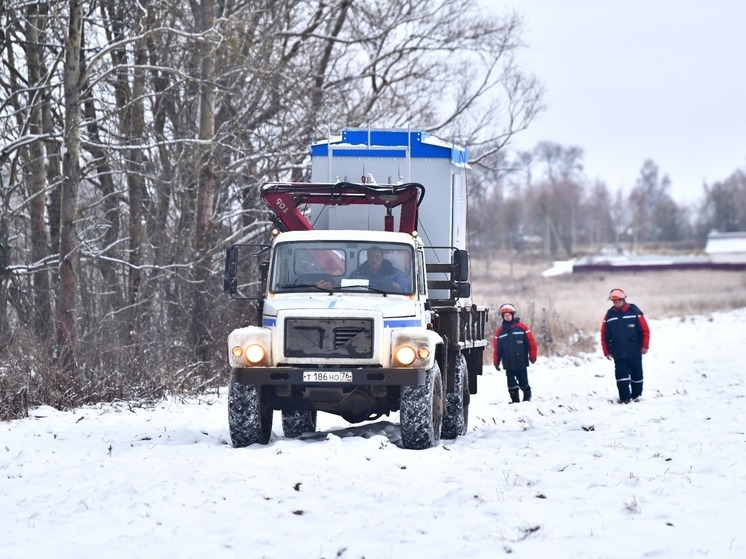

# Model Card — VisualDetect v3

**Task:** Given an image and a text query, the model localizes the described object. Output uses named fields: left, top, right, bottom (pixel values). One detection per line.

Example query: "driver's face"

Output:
left=367, top=249, right=383, bottom=271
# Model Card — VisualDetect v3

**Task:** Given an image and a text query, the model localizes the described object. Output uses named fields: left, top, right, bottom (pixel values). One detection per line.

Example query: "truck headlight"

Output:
left=232, top=344, right=266, bottom=364
left=245, top=344, right=265, bottom=364
left=395, top=345, right=417, bottom=366
left=228, top=326, right=271, bottom=367
left=390, top=328, right=441, bottom=369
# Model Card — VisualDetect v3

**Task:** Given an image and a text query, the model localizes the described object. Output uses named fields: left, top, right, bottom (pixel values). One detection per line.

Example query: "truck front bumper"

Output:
left=233, top=367, right=426, bottom=386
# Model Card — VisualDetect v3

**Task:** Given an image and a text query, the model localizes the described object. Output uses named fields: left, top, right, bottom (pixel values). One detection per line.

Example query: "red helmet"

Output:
left=608, top=288, right=626, bottom=301
left=499, top=303, right=517, bottom=315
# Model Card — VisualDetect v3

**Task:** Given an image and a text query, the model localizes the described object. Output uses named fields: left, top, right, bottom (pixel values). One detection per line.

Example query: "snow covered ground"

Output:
left=3, top=309, right=746, bottom=559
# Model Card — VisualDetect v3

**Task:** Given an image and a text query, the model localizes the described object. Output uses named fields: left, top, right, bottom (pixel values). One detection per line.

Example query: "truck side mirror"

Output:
left=223, top=245, right=238, bottom=295
left=454, top=249, right=469, bottom=281
left=457, top=282, right=471, bottom=299
left=259, top=261, right=269, bottom=288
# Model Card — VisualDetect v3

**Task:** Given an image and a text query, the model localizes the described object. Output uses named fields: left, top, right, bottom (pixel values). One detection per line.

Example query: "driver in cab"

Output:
left=351, top=246, right=409, bottom=292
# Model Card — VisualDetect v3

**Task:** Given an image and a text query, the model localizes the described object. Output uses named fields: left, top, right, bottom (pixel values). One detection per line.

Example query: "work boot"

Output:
left=509, top=388, right=520, bottom=404
left=522, top=386, right=532, bottom=402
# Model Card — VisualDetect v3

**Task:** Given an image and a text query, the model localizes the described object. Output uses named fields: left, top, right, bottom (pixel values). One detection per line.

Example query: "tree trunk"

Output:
left=25, top=5, right=53, bottom=338
left=126, top=31, right=148, bottom=345
left=191, top=0, right=216, bottom=362
left=57, top=0, right=84, bottom=372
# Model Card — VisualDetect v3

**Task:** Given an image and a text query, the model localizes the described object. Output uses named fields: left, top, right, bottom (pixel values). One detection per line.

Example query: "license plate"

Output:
left=302, top=371, right=353, bottom=383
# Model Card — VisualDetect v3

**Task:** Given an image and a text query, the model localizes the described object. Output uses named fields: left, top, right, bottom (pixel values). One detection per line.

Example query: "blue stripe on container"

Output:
left=311, top=129, right=467, bottom=163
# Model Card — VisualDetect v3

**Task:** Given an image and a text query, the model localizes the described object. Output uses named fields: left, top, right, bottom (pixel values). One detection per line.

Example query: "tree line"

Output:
left=0, top=0, right=543, bottom=417
left=469, top=142, right=746, bottom=257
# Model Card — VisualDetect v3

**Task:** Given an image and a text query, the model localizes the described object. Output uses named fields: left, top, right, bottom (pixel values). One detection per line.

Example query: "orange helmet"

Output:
left=608, top=288, right=626, bottom=301
left=499, top=303, right=517, bottom=315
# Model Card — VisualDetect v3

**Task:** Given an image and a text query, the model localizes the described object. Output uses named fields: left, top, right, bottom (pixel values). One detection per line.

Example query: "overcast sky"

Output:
left=503, top=0, right=746, bottom=204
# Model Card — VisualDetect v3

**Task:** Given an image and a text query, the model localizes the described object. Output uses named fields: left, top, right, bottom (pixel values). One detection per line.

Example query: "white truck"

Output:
left=223, top=129, right=489, bottom=449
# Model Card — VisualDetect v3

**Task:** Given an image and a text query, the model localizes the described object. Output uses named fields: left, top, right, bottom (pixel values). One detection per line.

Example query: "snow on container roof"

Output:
left=311, top=128, right=468, bottom=168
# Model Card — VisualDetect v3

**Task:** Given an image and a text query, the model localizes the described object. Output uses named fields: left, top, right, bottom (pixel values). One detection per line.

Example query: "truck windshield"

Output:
left=270, top=241, right=415, bottom=295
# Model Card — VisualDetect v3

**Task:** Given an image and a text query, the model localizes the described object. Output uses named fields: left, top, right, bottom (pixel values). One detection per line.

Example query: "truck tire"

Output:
left=400, top=363, right=443, bottom=450
left=228, top=374, right=273, bottom=447
left=282, top=409, right=318, bottom=438
left=442, top=353, right=469, bottom=438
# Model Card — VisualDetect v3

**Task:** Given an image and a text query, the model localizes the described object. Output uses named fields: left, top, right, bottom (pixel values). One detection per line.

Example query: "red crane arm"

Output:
left=259, top=182, right=425, bottom=233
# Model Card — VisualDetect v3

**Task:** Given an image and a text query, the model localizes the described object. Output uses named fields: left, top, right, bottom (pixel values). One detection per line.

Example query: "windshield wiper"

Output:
left=336, top=284, right=388, bottom=295
left=277, top=283, right=333, bottom=294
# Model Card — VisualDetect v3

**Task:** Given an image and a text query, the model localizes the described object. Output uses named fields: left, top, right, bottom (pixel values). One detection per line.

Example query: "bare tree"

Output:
left=191, top=0, right=218, bottom=361
left=523, top=143, right=584, bottom=256
left=57, top=0, right=84, bottom=372
left=628, top=159, right=688, bottom=244
left=583, top=181, right=616, bottom=247
left=698, top=170, right=746, bottom=235
left=24, top=5, right=54, bottom=337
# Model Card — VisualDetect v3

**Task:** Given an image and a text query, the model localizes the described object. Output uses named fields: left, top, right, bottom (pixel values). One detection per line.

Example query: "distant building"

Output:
left=571, top=233, right=746, bottom=273
left=705, top=231, right=746, bottom=264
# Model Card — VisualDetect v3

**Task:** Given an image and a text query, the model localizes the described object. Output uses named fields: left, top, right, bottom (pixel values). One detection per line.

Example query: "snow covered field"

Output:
left=2, top=309, right=745, bottom=559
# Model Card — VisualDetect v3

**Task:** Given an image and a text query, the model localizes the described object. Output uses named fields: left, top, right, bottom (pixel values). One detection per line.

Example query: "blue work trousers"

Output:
left=613, top=355, right=644, bottom=400
left=505, top=367, right=530, bottom=390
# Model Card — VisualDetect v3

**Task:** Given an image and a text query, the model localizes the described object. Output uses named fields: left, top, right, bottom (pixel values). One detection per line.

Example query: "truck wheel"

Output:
left=228, top=374, right=273, bottom=447
left=442, top=353, right=469, bottom=439
left=282, top=409, right=318, bottom=438
left=400, top=363, right=443, bottom=450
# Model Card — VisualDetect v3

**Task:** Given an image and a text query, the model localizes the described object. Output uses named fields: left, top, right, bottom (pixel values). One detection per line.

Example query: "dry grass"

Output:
left=471, top=254, right=746, bottom=358
left=0, top=326, right=226, bottom=421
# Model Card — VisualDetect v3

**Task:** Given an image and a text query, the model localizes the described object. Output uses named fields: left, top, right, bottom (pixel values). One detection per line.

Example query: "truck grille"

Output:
left=284, top=317, right=373, bottom=359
